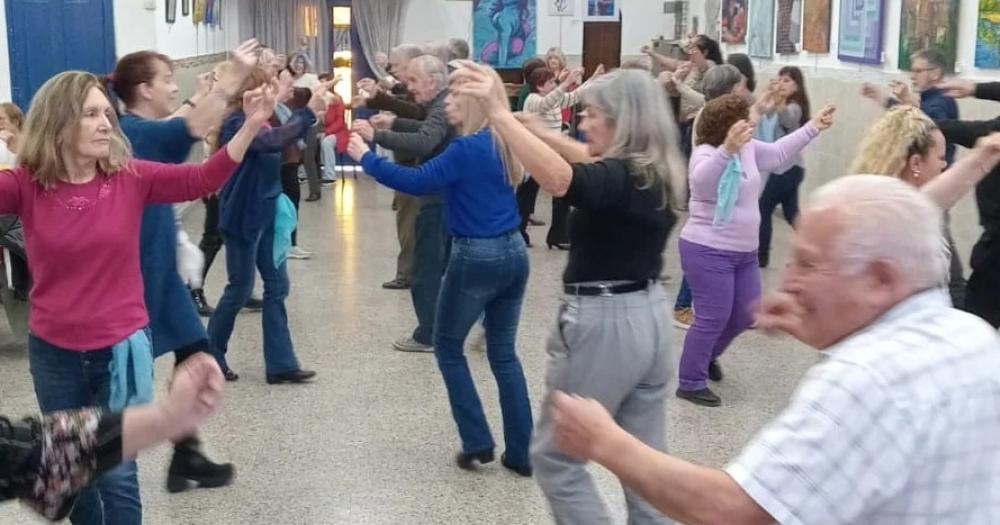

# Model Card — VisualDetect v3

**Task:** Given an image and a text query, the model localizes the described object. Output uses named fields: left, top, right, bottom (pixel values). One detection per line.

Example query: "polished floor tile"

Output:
left=0, top=177, right=819, bottom=524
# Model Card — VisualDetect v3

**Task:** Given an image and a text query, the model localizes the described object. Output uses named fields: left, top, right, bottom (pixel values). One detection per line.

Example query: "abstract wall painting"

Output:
left=748, top=0, right=775, bottom=58
left=898, top=0, right=958, bottom=72
left=976, top=0, right=1000, bottom=68
left=803, top=0, right=831, bottom=53
left=775, top=0, right=802, bottom=54
left=473, top=0, right=538, bottom=69
left=838, top=0, right=886, bottom=64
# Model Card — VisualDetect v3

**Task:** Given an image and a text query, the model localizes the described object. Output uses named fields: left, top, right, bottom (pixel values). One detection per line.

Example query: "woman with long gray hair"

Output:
left=453, top=64, right=685, bottom=524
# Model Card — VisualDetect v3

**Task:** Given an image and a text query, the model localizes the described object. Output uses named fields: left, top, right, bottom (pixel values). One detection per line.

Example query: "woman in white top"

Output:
left=287, top=53, right=320, bottom=89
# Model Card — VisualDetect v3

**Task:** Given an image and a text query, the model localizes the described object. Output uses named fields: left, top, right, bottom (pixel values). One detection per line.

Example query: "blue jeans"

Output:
left=758, top=165, right=805, bottom=258
left=28, top=334, right=142, bottom=525
left=433, top=231, right=533, bottom=466
left=411, top=200, right=451, bottom=345
left=207, top=225, right=300, bottom=375
left=674, top=276, right=692, bottom=310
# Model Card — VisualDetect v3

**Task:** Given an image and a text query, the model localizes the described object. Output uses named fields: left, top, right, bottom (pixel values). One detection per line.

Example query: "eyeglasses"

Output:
left=910, top=67, right=939, bottom=74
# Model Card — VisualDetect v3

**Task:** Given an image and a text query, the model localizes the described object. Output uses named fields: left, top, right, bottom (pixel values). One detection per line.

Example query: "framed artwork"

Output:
left=549, top=0, right=575, bottom=16
left=838, top=0, right=886, bottom=64
left=166, top=0, right=177, bottom=24
left=898, top=0, right=957, bottom=72
left=775, top=0, right=802, bottom=54
left=193, top=0, right=205, bottom=24
left=748, top=0, right=774, bottom=58
left=803, top=0, right=831, bottom=53
left=583, top=0, right=619, bottom=21
left=473, top=0, right=537, bottom=69
left=721, top=0, right=747, bottom=45
left=977, top=0, right=1000, bottom=68
left=182, top=0, right=190, bottom=16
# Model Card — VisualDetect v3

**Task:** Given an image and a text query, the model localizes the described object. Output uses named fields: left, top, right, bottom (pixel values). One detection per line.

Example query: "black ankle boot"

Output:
left=455, top=448, right=495, bottom=471
left=190, top=289, right=215, bottom=317
left=167, top=437, right=235, bottom=493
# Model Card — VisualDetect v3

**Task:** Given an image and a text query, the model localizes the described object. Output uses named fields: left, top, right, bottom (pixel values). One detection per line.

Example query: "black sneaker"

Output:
left=244, top=297, right=264, bottom=311
left=676, top=387, right=722, bottom=407
left=166, top=437, right=235, bottom=493
left=190, top=289, right=215, bottom=317
left=266, top=369, right=317, bottom=384
left=708, top=360, right=724, bottom=382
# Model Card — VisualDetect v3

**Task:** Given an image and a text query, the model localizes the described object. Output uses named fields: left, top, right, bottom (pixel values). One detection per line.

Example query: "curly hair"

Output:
left=851, top=105, right=937, bottom=176
left=696, top=94, right=749, bottom=147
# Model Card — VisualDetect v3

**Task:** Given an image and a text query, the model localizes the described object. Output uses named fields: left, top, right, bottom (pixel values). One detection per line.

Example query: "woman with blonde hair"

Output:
left=5, top=70, right=270, bottom=525
left=452, top=64, right=685, bottom=523
left=347, top=62, right=533, bottom=476
left=851, top=105, right=1000, bottom=307
left=0, top=102, right=24, bottom=168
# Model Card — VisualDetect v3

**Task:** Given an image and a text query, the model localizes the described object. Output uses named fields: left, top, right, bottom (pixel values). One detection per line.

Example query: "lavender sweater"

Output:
left=680, top=122, right=820, bottom=252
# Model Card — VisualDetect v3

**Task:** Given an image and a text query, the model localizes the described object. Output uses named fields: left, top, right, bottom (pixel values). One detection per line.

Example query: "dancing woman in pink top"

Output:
left=676, top=94, right=834, bottom=407
left=0, top=71, right=273, bottom=525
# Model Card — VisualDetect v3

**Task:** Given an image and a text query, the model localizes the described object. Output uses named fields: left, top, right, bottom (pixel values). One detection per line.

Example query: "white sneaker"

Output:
left=288, top=246, right=312, bottom=260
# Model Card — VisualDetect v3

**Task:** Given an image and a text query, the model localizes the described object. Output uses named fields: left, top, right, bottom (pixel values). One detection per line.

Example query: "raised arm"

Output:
left=755, top=105, right=834, bottom=173
left=515, top=113, right=597, bottom=164
left=937, top=118, right=1000, bottom=149
left=688, top=146, right=733, bottom=197
left=641, top=46, right=682, bottom=71
left=367, top=90, right=426, bottom=120
left=350, top=135, right=464, bottom=195
left=373, top=105, right=451, bottom=159
left=170, top=39, right=261, bottom=139
left=921, top=133, right=1000, bottom=210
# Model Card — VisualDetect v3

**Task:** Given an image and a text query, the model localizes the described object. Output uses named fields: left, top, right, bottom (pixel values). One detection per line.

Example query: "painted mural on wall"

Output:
left=977, top=0, right=1000, bottom=68
left=775, top=0, right=802, bottom=54
left=748, top=0, right=775, bottom=58
left=473, top=0, right=537, bottom=69
left=721, top=0, right=748, bottom=44
left=898, top=0, right=958, bottom=72
left=803, top=0, right=831, bottom=53
left=838, top=0, right=885, bottom=64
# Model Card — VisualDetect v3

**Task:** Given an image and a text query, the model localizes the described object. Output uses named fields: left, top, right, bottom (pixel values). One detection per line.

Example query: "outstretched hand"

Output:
left=939, top=78, right=976, bottom=99
left=352, top=119, right=375, bottom=141
left=755, top=292, right=807, bottom=340
left=810, top=104, right=836, bottom=131
left=162, top=353, right=225, bottom=440
left=552, top=392, right=622, bottom=462
left=449, top=61, right=506, bottom=116
left=723, top=120, right=755, bottom=154
left=244, top=79, right=278, bottom=127
left=346, top=132, right=370, bottom=162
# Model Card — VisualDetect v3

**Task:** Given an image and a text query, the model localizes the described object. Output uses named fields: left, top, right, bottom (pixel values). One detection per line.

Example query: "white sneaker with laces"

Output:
left=288, top=246, right=312, bottom=260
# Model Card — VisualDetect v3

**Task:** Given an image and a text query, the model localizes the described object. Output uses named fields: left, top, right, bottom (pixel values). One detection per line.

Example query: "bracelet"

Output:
left=182, top=99, right=196, bottom=108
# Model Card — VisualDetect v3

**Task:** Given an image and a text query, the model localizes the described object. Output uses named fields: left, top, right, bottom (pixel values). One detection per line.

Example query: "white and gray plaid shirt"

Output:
left=726, top=289, right=1000, bottom=525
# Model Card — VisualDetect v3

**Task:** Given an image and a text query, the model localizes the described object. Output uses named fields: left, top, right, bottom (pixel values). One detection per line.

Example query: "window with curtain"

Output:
left=303, top=5, right=319, bottom=37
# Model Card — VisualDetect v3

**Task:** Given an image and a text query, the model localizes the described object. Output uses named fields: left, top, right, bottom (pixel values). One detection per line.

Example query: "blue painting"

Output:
left=976, top=0, right=1000, bottom=68
left=748, top=0, right=775, bottom=58
left=473, top=0, right=537, bottom=69
left=838, top=0, right=885, bottom=64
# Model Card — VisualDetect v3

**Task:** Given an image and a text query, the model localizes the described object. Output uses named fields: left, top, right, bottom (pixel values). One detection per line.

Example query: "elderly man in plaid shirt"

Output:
left=551, top=175, right=1000, bottom=525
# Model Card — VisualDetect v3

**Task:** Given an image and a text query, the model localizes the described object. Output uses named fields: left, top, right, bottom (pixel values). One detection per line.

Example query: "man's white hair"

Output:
left=410, top=54, right=449, bottom=91
left=808, top=175, right=948, bottom=290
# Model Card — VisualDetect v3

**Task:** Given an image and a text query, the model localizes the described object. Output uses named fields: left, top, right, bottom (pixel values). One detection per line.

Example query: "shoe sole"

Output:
left=393, top=345, right=434, bottom=353
left=166, top=471, right=235, bottom=493
left=675, top=392, right=721, bottom=407
left=672, top=321, right=692, bottom=330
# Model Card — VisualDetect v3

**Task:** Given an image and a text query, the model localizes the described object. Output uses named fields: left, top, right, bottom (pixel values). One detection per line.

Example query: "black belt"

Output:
left=563, top=280, right=650, bottom=297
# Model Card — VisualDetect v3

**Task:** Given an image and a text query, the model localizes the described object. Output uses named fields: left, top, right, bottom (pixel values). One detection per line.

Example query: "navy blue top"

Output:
left=361, top=129, right=520, bottom=238
left=920, top=88, right=959, bottom=165
left=120, top=114, right=206, bottom=357
left=218, top=108, right=315, bottom=240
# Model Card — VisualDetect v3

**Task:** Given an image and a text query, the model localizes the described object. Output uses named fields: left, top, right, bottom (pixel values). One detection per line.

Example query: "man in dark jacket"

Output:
left=354, top=54, right=457, bottom=352
left=934, top=78, right=1000, bottom=328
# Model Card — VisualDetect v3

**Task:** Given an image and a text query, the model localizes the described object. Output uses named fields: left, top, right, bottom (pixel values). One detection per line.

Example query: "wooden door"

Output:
left=582, top=18, right=621, bottom=76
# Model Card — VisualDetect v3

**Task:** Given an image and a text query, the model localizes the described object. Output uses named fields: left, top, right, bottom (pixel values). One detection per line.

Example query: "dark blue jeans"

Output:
left=758, top=165, right=805, bottom=258
left=433, top=231, right=533, bottom=466
left=674, top=276, right=692, bottom=310
left=28, top=334, right=142, bottom=525
left=411, top=200, right=451, bottom=345
left=207, top=225, right=300, bottom=375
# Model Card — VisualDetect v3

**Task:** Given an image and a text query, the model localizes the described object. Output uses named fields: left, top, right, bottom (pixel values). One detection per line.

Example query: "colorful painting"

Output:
left=775, top=0, right=802, bottom=54
left=473, top=0, right=537, bottom=69
left=898, top=0, right=958, bottom=72
left=748, top=0, right=774, bottom=58
left=976, top=0, right=1000, bottom=68
left=584, top=0, right=619, bottom=21
left=721, top=0, right=748, bottom=44
left=803, top=0, right=831, bottom=52
left=838, top=0, right=886, bottom=64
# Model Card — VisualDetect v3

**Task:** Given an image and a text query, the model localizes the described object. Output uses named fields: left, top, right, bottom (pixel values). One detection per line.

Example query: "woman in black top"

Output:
left=453, top=64, right=685, bottom=524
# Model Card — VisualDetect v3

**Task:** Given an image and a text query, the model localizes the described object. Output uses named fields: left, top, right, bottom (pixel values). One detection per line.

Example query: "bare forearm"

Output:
left=224, top=119, right=264, bottom=162
left=489, top=110, right=572, bottom=195
left=121, top=406, right=175, bottom=459
left=922, top=149, right=994, bottom=210
left=595, top=430, right=770, bottom=525
left=532, top=126, right=597, bottom=164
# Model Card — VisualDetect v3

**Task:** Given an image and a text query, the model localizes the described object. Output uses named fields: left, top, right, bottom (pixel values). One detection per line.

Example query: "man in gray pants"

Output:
left=353, top=54, right=456, bottom=352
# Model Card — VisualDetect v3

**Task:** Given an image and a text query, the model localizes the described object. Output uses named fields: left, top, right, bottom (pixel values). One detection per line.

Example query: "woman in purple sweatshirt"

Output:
left=677, top=94, right=834, bottom=407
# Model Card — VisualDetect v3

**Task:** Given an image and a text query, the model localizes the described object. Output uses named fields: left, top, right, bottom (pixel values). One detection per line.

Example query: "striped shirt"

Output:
left=726, top=289, right=1000, bottom=524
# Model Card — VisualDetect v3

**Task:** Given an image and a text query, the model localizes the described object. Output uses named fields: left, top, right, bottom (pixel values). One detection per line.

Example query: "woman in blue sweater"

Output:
left=347, top=64, right=533, bottom=476
left=207, top=69, right=325, bottom=385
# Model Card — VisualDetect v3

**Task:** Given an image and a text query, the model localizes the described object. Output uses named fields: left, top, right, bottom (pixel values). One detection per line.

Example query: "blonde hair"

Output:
left=850, top=106, right=938, bottom=177
left=205, top=66, right=271, bottom=152
left=0, top=103, right=25, bottom=132
left=450, top=64, right=524, bottom=187
left=19, top=71, right=131, bottom=188
left=545, top=48, right=567, bottom=71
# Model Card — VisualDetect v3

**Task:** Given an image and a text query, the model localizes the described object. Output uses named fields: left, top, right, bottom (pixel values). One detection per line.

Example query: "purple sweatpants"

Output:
left=677, top=237, right=762, bottom=391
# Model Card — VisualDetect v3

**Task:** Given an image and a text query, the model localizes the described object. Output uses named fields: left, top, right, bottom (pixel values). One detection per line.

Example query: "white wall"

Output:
left=152, top=0, right=241, bottom=59
left=0, top=1, right=11, bottom=101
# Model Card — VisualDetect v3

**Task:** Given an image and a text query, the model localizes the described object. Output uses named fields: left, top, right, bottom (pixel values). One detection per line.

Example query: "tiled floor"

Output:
left=0, top=176, right=820, bottom=524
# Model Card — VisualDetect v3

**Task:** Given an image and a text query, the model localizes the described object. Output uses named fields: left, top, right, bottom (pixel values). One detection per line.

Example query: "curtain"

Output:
left=352, top=0, right=409, bottom=80
left=247, top=0, right=332, bottom=74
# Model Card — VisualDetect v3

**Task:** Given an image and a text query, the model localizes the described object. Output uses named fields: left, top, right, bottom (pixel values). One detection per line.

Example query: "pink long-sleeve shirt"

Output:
left=0, top=148, right=240, bottom=351
left=680, top=123, right=819, bottom=253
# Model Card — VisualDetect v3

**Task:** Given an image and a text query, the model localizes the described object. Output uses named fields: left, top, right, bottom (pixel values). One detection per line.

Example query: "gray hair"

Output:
left=410, top=55, right=449, bottom=90
left=808, top=175, right=947, bottom=290
left=447, top=38, right=470, bottom=61
left=422, top=43, right=452, bottom=64
left=703, top=64, right=744, bottom=101
left=911, top=48, right=948, bottom=73
left=579, top=69, right=687, bottom=208
left=390, top=44, right=424, bottom=64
